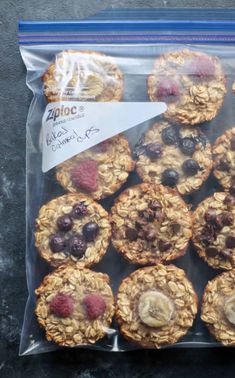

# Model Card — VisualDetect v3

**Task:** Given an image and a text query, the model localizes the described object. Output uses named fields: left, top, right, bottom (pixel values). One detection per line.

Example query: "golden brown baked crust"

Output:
left=56, top=134, right=135, bottom=200
left=42, top=50, right=123, bottom=102
left=111, top=183, right=192, bottom=265
left=35, top=193, right=111, bottom=268
left=35, top=266, right=114, bottom=346
left=201, top=269, right=235, bottom=346
left=192, top=192, right=235, bottom=270
left=135, top=121, right=212, bottom=195
left=147, top=49, right=226, bottom=126
left=213, top=127, right=235, bottom=191
left=116, top=264, right=198, bottom=348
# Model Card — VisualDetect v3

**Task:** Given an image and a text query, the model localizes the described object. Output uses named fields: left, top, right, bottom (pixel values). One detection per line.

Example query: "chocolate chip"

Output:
left=145, top=229, right=156, bottom=241
left=199, top=224, right=216, bottom=246
left=139, top=209, right=155, bottom=222
left=155, top=211, right=164, bottom=222
left=221, top=212, right=234, bottom=226
left=145, top=143, right=162, bottom=159
left=225, top=235, right=235, bottom=248
left=231, top=136, right=235, bottom=151
left=126, top=227, right=138, bottom=241
left=224, top=194, right=235, bottom=206
left=149, top=200, right=162, bottom=210
left=205, top=246, right=218, bottom=257
left=204, top=209, right=217, bottom=223
left=220, top=249, right=233, bottom=259
left=158, top=240, right=172, bottom=252
left=216, top=158, right=230, bottom=172
left=229, top=185, right=235, bottom=196
left=171, top=222, right=181, bottom=235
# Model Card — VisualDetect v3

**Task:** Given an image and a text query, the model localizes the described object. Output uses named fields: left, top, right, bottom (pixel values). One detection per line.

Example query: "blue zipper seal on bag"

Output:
left=19, top=8, right=235, bottom=45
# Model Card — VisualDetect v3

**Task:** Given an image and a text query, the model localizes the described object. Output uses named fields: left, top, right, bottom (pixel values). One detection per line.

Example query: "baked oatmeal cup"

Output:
left=35, top=266, right=114, bottom=347
left=56, top=134, right=135, bottom=201
left=147, top=49, right=226, bottom=126
left=111, top=183, right=192, bottom=265
left=35, top=193, right=111, bottom=268
left=42, top=50, right=123, bottom=102
left=213, top=127, right=235, bottom=194
left=201, top=269, right=235, bottom=346
left=135, top=121, right=212, bottom=195
left=192, top=192, right=235, bottom=270
left=116, top=264, right=197, bottom=348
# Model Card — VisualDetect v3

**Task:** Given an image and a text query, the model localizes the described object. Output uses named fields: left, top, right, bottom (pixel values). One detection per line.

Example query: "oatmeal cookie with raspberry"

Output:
left=35, top=266, right=114, bottom=346
left=147, top=49, right=226, bottom=126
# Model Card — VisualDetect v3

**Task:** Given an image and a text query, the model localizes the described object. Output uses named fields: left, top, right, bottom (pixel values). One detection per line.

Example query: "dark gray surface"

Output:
left=1, top=0, right=235, bottom=377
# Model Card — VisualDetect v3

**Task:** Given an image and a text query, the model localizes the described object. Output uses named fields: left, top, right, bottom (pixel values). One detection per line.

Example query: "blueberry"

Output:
left=57, top=215, right=73, bottom=232
left=68, top=235, right=87, bottom=257
left=161, top=126, right=179, bottom=145
left=161, top=168, right=179, bottom=187
left=72, top=202, right=88, bottom=218
left=182, top=159, right=200, bottom=176
left=145, top=143, right=162, bottom=158
left=179, top=137, right=196, bottom=156
left=126, top=227, right=138, bottom=241
left=49, top=234, right=65, bottom=253
left=82, top=222, right=100, bottom=242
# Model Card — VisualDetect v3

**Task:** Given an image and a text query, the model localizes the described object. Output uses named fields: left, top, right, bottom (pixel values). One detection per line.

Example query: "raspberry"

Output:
left=71, top=159, right=98, bottom=192
left=156, top=78, right=180, bottom=102
left=49, top=293, right=74, bottom=318
left=92, top=140, right=111, bottom=153
left=187, top=56, right=215, bottom=78
left=83, top=293, right=106, bottom=320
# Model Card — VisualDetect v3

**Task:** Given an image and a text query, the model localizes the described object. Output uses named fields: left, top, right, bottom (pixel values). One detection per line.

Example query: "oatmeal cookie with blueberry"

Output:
left=42, top=50, right=123, bottom=102
left=111, top=183, right=192, bottom=265
left=213, top=127, right=235, bottom=194
left=116, top=264, right=197, bottom=348
left=201, top=269, right=235, bottom=346
left=192, top=192, right=235, bottom=270
left=35, top=193, right=111, bottom=268
left=35, top=266, right=114, bottom=347
left=56, top=134, right=134, bottom=201
left=147, top=49, right=226, bottom=126
left=135, top=121, right=212, bottom=195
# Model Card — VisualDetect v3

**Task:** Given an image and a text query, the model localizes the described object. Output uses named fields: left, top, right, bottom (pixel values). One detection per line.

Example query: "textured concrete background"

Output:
left=1, top=1, right=235, bottom=377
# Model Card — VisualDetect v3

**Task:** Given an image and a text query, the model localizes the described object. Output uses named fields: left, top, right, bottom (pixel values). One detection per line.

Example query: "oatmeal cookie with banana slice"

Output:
left=213, top=127, right=235, bottom=194
left=147, top=49, right=226, bottom=126
left=135, top=121, right=212, bottom=195
left=201, top=269, right=235, bottom=346
left=35, top=193, right=111, bottom=268
left=35, top=266, right=114, bottom=347
left=116, top=264, right=198, bottom=348
left=42, top=50, right=123, bottom=102
left=192, top=192, right=235, bottom=270
left=56, top=134, right=134, bottom=201
left=111, top=183, right=192, bottom=265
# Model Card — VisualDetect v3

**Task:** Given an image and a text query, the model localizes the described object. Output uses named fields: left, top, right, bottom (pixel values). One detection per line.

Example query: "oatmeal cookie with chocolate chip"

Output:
left=192, top=192, right=235, bottom=270
left=116, top=264, right=197, bottom=348
left=111, top=183, right=192, bottom=265
left=35, top=266, right=114, bottom=347
left=56, top=134, right=134, bottom=201
left=35, top=193, right=111, bottom=268
left=42, top=50, right=123, bottom=102
left=201, top=269, right=235, bottom=346
left=147, top=49, right=226, bottom=126
left=213, top=127, right=235, bottom=194
left=135, top=121, right=212, bottom=195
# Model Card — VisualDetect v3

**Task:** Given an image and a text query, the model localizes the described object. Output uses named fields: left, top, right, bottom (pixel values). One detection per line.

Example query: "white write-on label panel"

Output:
left=42, top=101, right=167, bottom=172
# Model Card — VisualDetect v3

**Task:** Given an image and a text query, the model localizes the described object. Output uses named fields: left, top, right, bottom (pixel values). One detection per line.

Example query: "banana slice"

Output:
left=224, top=295, right=235, bottom=325
left=138, top=290, right=174, bottom=328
